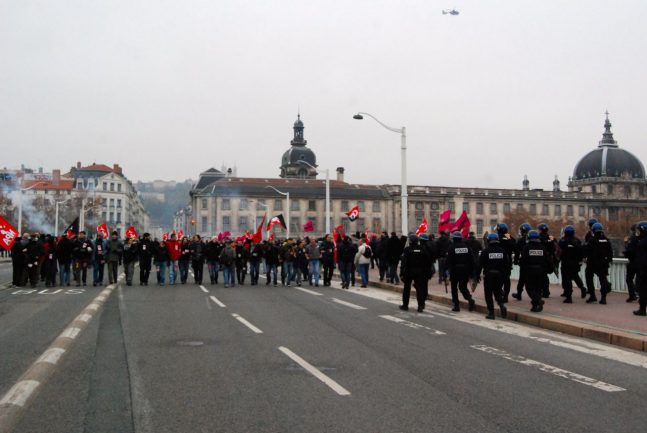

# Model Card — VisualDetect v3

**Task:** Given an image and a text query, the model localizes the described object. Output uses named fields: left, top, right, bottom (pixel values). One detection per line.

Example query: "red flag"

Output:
left=268, top=233, right=275, bottom=241
left=452, top=211, right=471, bottom=238
left=64, top=217, right=79, bottom=239
left=334, top=224, right=345, bottom=240
left=252, top=215, right=266, bottom=243
left=217, top=231, right=232, bottom=241
left=126, top=226, right=138, bottom=239
left=303, top=220, right=314, bottom=232
left=364, top=228, right=370, bottom=242
left=438, top=209, right=453, bottom=233
left=97, top=223, right=109, bottom=238
left=346, top=205, right=360, bottom=222
left=0, top=216, right=19, bottom=251
left=266, top=214, right=287, bottom=231
left=162, top=232, right=169, bottom=241
left=177, top=230, right=184, bottom=239
left=415, top=217, right=428, bottom=236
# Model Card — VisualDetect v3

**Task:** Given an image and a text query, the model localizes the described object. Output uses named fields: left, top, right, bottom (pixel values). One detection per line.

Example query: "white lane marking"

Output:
left=96, top=296, right=107, bottom=302
left=331, top=298, right=367, bottom=310
left=200, top=285, right=209, bottom=294
left=379, top=315, right=446, bottom=335
left=294, top=286, right=323, bottom=296
left=209, top=296, right=226, bottom=308
left=0, top=380, right=40, bottom=407
left=75, top=313, right=93, bottom=323
left=232, top=313, right=263, bottom=334
left=36, top=348, right=66, bottom=365
left=472, top=345, right=626, bottom=392
left=278, top=346, right=351, bottom=396
left=86, top=303, right=100, bottom=311
left=346, top=286, right=647, bottom=369
left=59, top=327, right=81, bottom=340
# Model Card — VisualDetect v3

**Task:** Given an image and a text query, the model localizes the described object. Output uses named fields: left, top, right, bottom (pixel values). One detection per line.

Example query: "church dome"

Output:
left=281, top=146, right=316, bottom=167
left=572, top=114, right=645, bottom=180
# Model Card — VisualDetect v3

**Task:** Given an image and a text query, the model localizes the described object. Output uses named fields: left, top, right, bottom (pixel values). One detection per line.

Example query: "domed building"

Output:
left=279, top=114, right=318, bottom=179
left=568, top=113, right=647, bottom=198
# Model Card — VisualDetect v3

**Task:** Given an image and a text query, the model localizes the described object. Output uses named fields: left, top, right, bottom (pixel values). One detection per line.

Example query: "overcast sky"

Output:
left=1, top=0, right=646, bottom=190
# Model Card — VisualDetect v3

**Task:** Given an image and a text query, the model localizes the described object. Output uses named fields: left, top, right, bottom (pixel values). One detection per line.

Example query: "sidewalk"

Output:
left=356, top=266, right=647, bottom=353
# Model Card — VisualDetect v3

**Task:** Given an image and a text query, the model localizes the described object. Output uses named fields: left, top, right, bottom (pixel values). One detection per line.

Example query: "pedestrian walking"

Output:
left=446, top=231, right=476, bottom=312
left=478, top=233, right=509, bottom=320
left=399, top=234, right=432, bottom=312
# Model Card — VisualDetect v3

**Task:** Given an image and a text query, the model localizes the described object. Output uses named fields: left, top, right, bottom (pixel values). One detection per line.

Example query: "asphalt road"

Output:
left=3, top=271, right=647, bottom=433
left=0, top=262, right=13, bottom=287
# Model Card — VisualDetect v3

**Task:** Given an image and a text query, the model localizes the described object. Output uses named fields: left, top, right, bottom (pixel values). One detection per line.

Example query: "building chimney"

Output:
left=113, top=164, right=122, bottom=174
left=77, top=161, right=82, bottom=169
left=336, top=167, right=345, bottom=182
left=53, top=169, right=61, bottom=186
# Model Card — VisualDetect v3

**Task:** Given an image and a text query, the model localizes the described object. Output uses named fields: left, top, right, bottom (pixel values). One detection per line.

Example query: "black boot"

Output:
left=563, top=297, right=572, bottom=304
left=452, top=304, right=460, bottom=312
left=468, top=299, right=476, bottom=312
left=633, top=309, right=646, bottom=316
left=499, top=303, right=507, bottom=319
left=485, top=311, right=495, bottom=320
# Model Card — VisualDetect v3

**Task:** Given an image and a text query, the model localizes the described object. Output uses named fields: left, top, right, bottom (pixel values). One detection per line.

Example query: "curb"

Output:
left=0, top=276, right=124, bottom=433
left=363, top=279, right=647, bottom=353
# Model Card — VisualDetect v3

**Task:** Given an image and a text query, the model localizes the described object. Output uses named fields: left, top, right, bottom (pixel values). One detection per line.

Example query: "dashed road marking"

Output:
left=294, top=286, right=323, bottom=296
left=471, top=345, right=626, bottom=392
left=209, top=296, right=226, bottom=308
left=0, top=380, right=40, bottom=407
left=59, top=327, right=82, bottom=340
left=278, top=346, right=350, bottom=396
left=75, top=313, right=93, bottom=323
left=200, top=285, right=209, bottom=294
left=36, top=348, right=66, bottom=365
left=331, top=298, right=367, bottom=310
left=232, top=313, right=263, bottom=334
left=379, top=314, right=446, bottom=335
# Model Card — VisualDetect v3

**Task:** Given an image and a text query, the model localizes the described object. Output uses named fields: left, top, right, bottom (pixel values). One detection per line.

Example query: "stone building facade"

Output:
left=184, top=114, right=647, bottom=238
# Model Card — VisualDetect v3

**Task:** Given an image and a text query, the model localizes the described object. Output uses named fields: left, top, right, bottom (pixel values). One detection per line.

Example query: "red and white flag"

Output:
left=162, top=232, right=169, bottom=241
left=97, top=223, right=109, bottom=238
left=415, top=217, right=428, bottom=236
left=266, top=214, right=287, bottom=231
left=126, top=226, right=138, bottom=239
left=346, top=205, right=360, bottom=222
left=0, top=216, right=19, bottom=251
left=177, top=230, right=184, bottom=239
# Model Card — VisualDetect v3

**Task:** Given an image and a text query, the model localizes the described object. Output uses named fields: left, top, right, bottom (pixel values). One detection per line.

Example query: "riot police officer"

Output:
left=520, top=230, right=551, bottom=312
left=538, top=223, right=558, bottom=298
left=495, top=223, right=515, bottom=302
left=633, top=221, right=647, bottom=316
left=446, top=231, right=476, bottom=312
left=558, top=226, right=584, bottom=303
left=584, top=223, right=613, bottom=304
left=512, top=223, right=531, bottom=301
left=478, top=233, right=509, bottom=320
left=623, top=224, right=639, bottom=302
left=400, top=234, right=432, bottom=312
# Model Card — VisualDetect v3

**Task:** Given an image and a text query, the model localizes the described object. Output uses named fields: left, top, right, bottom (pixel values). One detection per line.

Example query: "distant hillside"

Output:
left=135, top=179, right=193, bottom=230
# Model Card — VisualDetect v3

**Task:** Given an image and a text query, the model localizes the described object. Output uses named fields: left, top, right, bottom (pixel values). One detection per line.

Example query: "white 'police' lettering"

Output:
left=529, top=250, right=544, bottom=256
left=455, top=248, right=469, bottom=254
left=489, top=253, right=504, bottom=259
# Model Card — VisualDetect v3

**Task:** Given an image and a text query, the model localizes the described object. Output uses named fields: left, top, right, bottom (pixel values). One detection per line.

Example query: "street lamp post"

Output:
left=17, top=181, right=46, bottom=235
left=265, top=186, right=290, bottom=239
left=298, top=161, right=330, bottom=235
left=250, top=200, right=270, bottom=241
left=54, top=197, right=73, bottom=237
left=353, top=112, right=408, bottom=235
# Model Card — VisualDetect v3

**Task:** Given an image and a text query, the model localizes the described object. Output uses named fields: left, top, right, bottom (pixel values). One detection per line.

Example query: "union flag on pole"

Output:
left=453, top=211, right=471, bottom=238
left=266, top=214, right=287, bottom=231
left=0, top=216, right=19, bottom=251
left=438, top=209, right=453, bottom=233
left=97, top=223, right=109, bottom=238
left=415, top=217, right=428, bottom=236
left=64, top=217, right=79, bottom=239
left=252, top=215, right=266, bottom=243
left=126, top=226, right=138, bottom=239
left=346, top=205, right=360, bottom=222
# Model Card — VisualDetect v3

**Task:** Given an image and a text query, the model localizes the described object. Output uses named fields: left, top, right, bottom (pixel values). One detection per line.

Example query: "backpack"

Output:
left=363, top=246, right=372, bottom=259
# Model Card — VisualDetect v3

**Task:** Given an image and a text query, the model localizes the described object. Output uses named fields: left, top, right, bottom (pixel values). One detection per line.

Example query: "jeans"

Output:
left=93, top=261, right=105, bottom=284
left=266, top=264, right=278, bottom=285
left=358, top=263, right=369, bottom=287
left=179, top=260, right=190, bottom=283
left=308, top=259, right=320, bottom=285
left=59, top=262, right=71, bottom=286
left=156, top=261, right=167, bottom=284
left=169, top=260, right=178, bottom=284
left=282, top=262, right=294, bottom=285
left=124, top=261, right=135, bottom=284
left=207, top=261, right=219, bottom=283
left=249, top=261, right=260, bottom=284
left=339, top=262, right=352, bottom=287
left=107, top=261, right=119, bottom=284
left=222, top=265, right=236, bottom=286
left=387, top=262, right=400, bottom=284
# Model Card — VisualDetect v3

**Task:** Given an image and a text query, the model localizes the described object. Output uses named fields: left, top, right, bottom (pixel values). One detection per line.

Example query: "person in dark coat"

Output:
left=56, top=235, right=73, bottom=287
left=138, top=233, right=154, bottom=285
left=520, top=230, right=551, bottom=312
left=478, top=233, right=509, bottom=320
left=399, top=234, right=432, bottom=312
left=386, top=232, right=403, bottom=284
left=583, top=223, right=613, bottom=304
left=558, top=225, right=584, bottom=303
left=446, top=231, right=476, bottom=312
left=72, top=231, right=92, bottom=287
left=633, top=221, right=647, bottom=316
left=43, top=235, right=58, bottom=287
left=624, top=225, right=639, bottom=302
left=11, top=236, right=27, bottom=287
left=189, top=235, right=205, bottom=285
left=436, top=231, right=451, bottom=285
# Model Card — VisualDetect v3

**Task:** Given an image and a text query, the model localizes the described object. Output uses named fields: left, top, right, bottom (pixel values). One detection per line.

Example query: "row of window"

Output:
left=409, top=201, right=589, bottom=218
left=101, top=211, right=122, bottom=224
left=201, top=216, right=383, bottom=234
left=203, top=198, right=383, bottom=213
left=75, top=180, right=123, bottom=192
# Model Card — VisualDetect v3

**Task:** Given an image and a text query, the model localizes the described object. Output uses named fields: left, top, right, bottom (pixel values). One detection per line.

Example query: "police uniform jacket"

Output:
left=519, top=240, right=551, bottom=276
left=401, top=243, right=432, bottom=279
left=558, top=236, right=583, bottom=270
left=584, top=233, right=613, bottom=269
left=478, top=243, right=510, bottom=276
left=446, top=240, right=474, bottom=277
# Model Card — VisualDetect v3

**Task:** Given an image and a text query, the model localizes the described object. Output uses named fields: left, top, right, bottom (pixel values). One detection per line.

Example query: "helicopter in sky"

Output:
left=442, top=9, right=460, bottom=15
